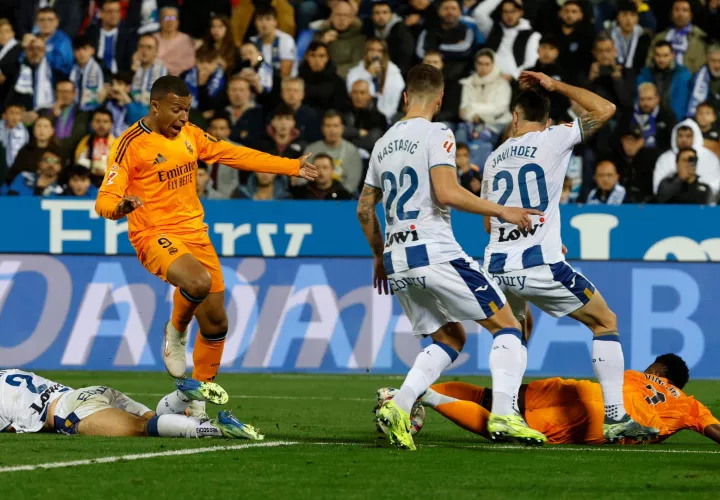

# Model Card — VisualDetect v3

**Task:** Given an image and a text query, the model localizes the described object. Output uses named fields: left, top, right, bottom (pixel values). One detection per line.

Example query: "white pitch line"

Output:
left=125, top=393, right=371, bottom=402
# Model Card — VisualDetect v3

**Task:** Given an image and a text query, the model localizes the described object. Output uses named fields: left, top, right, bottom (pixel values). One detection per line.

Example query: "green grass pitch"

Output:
left=1, top=371, right=719, bottom=500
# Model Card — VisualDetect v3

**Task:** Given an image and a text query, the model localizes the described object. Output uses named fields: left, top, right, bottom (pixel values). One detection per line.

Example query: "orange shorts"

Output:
left=135, top=233, right=225, bottom=293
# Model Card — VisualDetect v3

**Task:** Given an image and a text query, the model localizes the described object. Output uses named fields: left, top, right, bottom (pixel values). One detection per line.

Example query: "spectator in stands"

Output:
left=305, top=110, right=363, bottom=194
left=638, top=41, right=692, bottom=122
left=74, top=108, right=115, bottom=187
left=86, top=0, right=137, bottom=75
left=456, top=142, right=482, bottom=195
left=367, top=1, right=415, bottom=76
left=342, top=79, right=387, bottom=153
left=474, top=0, right=541, bottom=82
left=416, top=0, right=479, bottom=122
left=648, top=0, right=707, bottom=75
left=231, top=0, right=295, bottom=46
left=33, top=7, right=73, bottom=77
left=0, top=19, right=22, bottom=110
left=38, top=80, right=89, bottom=160
left=130, top=34, right=168, bottom=108
left=218, top=75, right=264, bottom=147
left=4, top=148, right=63, bottom=196
left=695, top=101, right=720, bottom=157
left=232, top=172, right=290, bottom=200
left=69, top=36, right=105, bottom=113
left=528, top=35, right=571, bottom=122
left=257, top=103, right=307, bottom=159
left=10, top=37, right=59, bottom=112
left=104, top=71, right=146, bottom=137
left=584, top=160, right=627, bottom=204
left=7, top=116, right=57, bottom=181
left=251, top=7, right=298, bottom=79
left=458, top=49, right=512, bottom=169
left=586, top=34, right=635, bottom=119
left=155, top=6, right=195, bottom=76
left=401, top=0, right=441, bottom=41
left=346, top=38, right=404, bottom=123
left=182, top=47, right=227, bottom=121
left=687, top=44, right=720, bottom=117
left=656, top=147, right=712, bottom=204
left=560, top=176, right=573, bottom=204
left=238, top=42, right=279, bottom=109
left=290, top=152, right=354, bottom=200
left=609, top=1, right=652, bottom=75
left=632, top=82, right=676, bottom=151
left=299, top=41, right=351, bottom=114
left=204, top=116, right=240, bottom=198
left=698, top=0, right=720, bottom=45
left=552, top=0, right=594, bottom=75
left=421, top=49, right=461, bottom=125
left=0, top=102, right=29, bottom=175
left=314, top=0, right=366, bottom=79
left=13, top=0, right=82, bottom=40
left=203, top=15, right=242, bottom=76
left=281, top=77, right=321, bottom=143
left=196, top=162, right=225, bottom=200
left=609, top=124, right=658, bottom=203
left=654, top=120, right=720, bottom=198
left=61, top=165, right=97, bottom=198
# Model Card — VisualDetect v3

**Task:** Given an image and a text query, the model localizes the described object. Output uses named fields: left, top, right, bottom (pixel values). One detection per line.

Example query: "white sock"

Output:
left=489, top=329, right=526, bottom=416
left=420, top=387, right=458, bottom=408
left=148, top=414, right=222, bottom=438
left=393, top=343, right=457, bottom=414
left=156, top=390, right=190, bottom=416
left=592, top=335, right=627, bottom=421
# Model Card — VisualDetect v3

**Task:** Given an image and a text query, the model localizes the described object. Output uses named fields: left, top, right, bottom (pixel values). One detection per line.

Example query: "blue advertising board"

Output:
left=0, top=255, right=717, bottom=377
left=0, top=199, right=719, bottom=261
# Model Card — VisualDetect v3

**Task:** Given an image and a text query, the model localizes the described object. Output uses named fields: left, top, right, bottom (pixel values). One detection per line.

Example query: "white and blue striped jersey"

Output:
left=365, top=118, right=468, bottom=274
left=482, top=118, right=583, bottom=273
left=0, top=369, right=70, bottom=433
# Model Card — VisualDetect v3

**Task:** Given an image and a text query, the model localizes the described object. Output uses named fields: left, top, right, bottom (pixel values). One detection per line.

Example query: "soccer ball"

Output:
left=374, top=387, right=426, bottom=436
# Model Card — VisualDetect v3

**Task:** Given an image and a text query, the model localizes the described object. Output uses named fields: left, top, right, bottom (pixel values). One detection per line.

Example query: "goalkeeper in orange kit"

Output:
left=95, top=76, right=317, bottom=424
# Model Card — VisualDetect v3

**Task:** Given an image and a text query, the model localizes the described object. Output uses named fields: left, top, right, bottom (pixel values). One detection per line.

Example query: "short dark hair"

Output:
left=512, top=89, right=551, bottom=123
left=92, top=107, right=113, bottom=123
left=55, top=79, right=75, bottom=90
left=322, top=109, right=343, bottom=124
left=594, top=31, right=613, bottom=47
left=654, top=40, right=673, bottom=52
left=150, top=75, right=191, bottom=102
left=654, top=353, right=689, bottom=389
left=113, top=70, right=133, bottom=85
left=255, top=6, right=278, bottom=19
left=306, top=41, right=328, bottom=55
left=676, top=146, right=697, bottom=162
left=437, top=0, right=461, bottom=10
left=677, top=125, right=694, bottom=136
left=456, top=142, right=470, bottom=152
left=197, top=161, right=208, bottom=171
left=539, top=34, right=559, bottom=49
left=36, top=7, right=58, bottom=18
left=616, top=0, right=638, bottom=14
left=138, top=33, right=158, bottom=48
left=209, top=115, right=230, bottom=127
left=371, top=1, right=391, bottom=10
left=697, top=101, right=716, bottom=113
left=595, top=159, right=617, bottom=173
left=72, top=35, right=92, bottom=50
left=562, top=0, right=583, bottom=9
left=314, top=153, right=334, bottom=166
left=195, top=46, right=216, bottom=62
left=405, top=63, right=444, bottom=98
left=272, top=103, right=295, bottom=120
left=69, top=165, right=91, bottom=179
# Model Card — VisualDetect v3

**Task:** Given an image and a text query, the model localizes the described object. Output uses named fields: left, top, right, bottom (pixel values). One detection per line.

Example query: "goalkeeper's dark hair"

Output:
left=655, top=353, right=690, bottom=389
left=150, top=75, right=191, bottom=102
left=511, top=88, right=551, bottom=124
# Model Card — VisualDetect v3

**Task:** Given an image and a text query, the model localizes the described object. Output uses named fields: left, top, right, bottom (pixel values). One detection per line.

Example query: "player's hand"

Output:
left=116, top=196, right=143, bottom=215
left=499, top=206, right=543, bottom=230
left=373, top=255, right=391, bottom=295
left=562, top=244, right=568, bottom=255
left=519, top=71, right=557, bottom=92
left=297, top=153, right=318, bottom=181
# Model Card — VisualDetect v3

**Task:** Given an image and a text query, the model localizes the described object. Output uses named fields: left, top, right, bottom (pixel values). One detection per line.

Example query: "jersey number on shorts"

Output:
left=5, top=374, right=40, bottom=393
left=381, top=166, right=419, bottom=225
left=493, top=163, right=549, bottom=212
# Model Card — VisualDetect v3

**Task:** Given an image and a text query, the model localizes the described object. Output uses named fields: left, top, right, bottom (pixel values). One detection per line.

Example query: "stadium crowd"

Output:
left=0, top=0, right=718, bottom=204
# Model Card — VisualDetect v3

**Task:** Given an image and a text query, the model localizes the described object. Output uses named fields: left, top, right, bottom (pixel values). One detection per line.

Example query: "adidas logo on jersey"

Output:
left=385, top=229, right=419, bottom=248
left=153, top=154, right=168, bottom=165
left=497, top=223, right=545, bottom=243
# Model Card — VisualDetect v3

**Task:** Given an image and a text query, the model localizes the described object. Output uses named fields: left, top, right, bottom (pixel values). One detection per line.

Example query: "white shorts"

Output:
left=488, top=262, right=596, bottom=321
left=390, top=257, right=506, bottom=337
left=52, top=386, right=151, bottom=434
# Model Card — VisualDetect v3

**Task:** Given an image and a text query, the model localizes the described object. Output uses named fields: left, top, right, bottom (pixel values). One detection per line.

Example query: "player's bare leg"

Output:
left=164, top=254, right=212, bottom=378
left=569, top=290, right=659, bottom=442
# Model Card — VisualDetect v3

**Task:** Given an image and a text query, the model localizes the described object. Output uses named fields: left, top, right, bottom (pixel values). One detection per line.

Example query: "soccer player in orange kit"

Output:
left=379, top=353, right=720, bottom=445
left=95, top=76, right=317, bottom=420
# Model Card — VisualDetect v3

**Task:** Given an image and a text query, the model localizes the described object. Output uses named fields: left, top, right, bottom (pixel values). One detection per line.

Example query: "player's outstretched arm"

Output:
left=431, top=166, right=541, bottom=229
left=704, top=424, right=720, bottom=444
left=519, top=71, right=616, bottom=140
left=357, top=184, right=390, bottom=295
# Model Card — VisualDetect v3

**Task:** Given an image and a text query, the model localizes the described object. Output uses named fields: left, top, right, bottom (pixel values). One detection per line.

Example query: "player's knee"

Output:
left=182, top=271, right=212, bottom=299
left=205, top=308, right=228, bottom=331
left=600, top=309, right=618, bottom=332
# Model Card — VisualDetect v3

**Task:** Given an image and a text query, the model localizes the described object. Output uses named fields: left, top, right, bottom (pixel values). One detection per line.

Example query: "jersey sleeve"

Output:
left=427, top=125, right=457, bottom=170
left=364, top=155, right=380, bottom=189
left=279, top=34, right=297, bottom=61
left=545, top=118, right=583, bottom=151
left=95, top=137, right=135, bottom=220
left=684, top=396, right=720, bottom=434
left=190, top=125, right=300, bottom=177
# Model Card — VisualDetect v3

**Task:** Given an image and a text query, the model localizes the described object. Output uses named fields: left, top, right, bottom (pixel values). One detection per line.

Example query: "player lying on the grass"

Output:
left=0, top=369, right=263, bottom=440
left=379, top=353, right=720, bottom=445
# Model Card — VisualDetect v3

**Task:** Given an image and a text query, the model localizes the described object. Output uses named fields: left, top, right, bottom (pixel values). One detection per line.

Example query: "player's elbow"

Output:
left=435, top=186, right=456, bottom=207
left=600, top=102, right=616, bottom=121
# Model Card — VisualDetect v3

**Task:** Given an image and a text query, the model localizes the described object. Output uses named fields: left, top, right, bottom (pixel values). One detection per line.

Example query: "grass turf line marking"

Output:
left=0, top=441, right=296, bottom=474
left=126, top=393, right=371, bottom=402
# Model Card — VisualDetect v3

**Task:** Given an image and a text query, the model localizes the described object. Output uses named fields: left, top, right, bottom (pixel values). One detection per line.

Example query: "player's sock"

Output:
left=171, top=287, right=206, bottom=333
left=191, top=331, right=227, bottom=382
left=392, top=341, right=458, bottom=414
left=430, top=382, right=487, bottom=405
left=592, top=332, right=627, bottom=421
left=489, top=328, right=525, bottom=416
left=146, top=415, right=222, bottom=438
left=155, top=390, right=191, bottom=416
left=433, top=401, right=491, bottom=438
left=420, top=387, right=458, bottom=407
